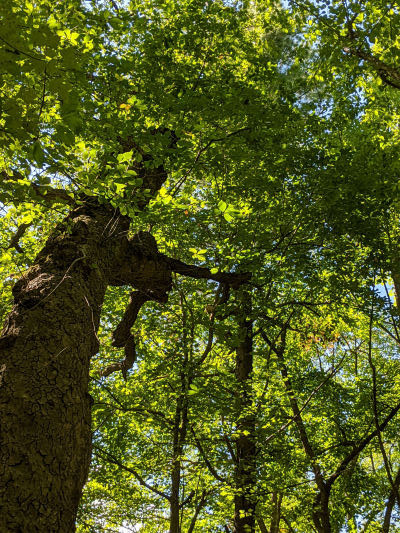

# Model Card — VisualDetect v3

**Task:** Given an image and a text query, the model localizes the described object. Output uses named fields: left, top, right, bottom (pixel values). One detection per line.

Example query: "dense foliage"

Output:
left=2, top=0, right=400, bottom=531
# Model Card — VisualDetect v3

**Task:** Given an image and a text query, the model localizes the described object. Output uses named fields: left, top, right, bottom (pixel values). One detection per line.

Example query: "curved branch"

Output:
left=101, top=290, right=151, bottom=379
left=101, top=335, right=137, bottom=380
left=112, top=291, right=150, bottom=347
left=163, top=256, right=251, bottom=288
left=93, top=445, right=170, bottom=500
left=190, top=427, right=227, bottom=483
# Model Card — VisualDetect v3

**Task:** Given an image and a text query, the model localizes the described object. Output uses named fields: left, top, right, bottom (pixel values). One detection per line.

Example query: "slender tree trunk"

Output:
left=312, top=483, right=332, bottom=533
left=383, top=467, right=400, bottom=533
left=187, top=490, right=207, bottom=533
left=233, top=290, right=256, bottom=533
left=0, top=197, right=172, bottom=531
left=391, top=266, right=400, bottom=309
left=273, top=335, right=332, bottom=533
left=282, top=516, right=296, bottom=533
left=170, top=396, right=188, bottom=533
left=270, top=492, right=282, bottom=533
left=170, top=299, right=190, bottom=533
left=169, top=447, right=181, bottom=532
left=256, top=515, right=268, bottom=533
left=383, top=491, right=396, bottom=533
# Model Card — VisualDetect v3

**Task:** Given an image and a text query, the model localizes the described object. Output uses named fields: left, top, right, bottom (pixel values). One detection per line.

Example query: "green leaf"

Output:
left=115, top=183, right=126, bottom=194
left=218, top=200, right=227, bottom=212
left=32, top=142, right=45, bottom=167
left=117, top=151, right=133, bottom=163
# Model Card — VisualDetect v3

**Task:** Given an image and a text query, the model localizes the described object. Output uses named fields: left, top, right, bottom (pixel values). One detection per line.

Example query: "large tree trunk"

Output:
left=0, top=146, right=248, bottom=531
left=0, top=197, right=172, bottom=532
left=233, top=290, right=256, bottom=533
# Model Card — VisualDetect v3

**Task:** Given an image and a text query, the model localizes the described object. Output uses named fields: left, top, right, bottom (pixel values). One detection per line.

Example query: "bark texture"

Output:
left=269, top=492, right=282, bottom=533
left=0, top=198, right=172, bottom=532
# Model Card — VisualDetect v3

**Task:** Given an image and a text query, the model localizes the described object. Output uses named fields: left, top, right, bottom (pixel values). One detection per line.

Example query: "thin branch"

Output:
left=327, top=399, right=400, bottom=486
left=262, top=350, right=347, bottom=446
left=93, top=445, right=170, bottom=501
left=36, top=66, right=47, bottom=131
left=171, top=128, right=250, bottom=196
left=0, top=34, right=46, bottom=62
left=190, top=427, right=227, bottom=483
left=367, top=292, right=400, bottom=506
left=221, top=415, right=237, bottom=464
left=195, top=284, right=226, bottom=368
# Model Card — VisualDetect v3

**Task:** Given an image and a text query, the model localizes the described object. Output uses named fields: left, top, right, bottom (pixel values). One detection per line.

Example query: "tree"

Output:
left=3, top=0, right=400, bottom=531
left=0, top=0, right=297, bottom=530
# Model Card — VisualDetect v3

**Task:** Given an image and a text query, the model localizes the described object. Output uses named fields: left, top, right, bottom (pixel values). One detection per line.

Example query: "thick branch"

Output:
left=343, top=46, right=400, bottom=89
left=163, top=256, right=251, bottom=288
left=31, top=183, right=75, bottom=205
left=103, top=237, right=250, bottom=379
left=101, top=290, right=151, bottom=379
left=112, top=291, right=150, bottom=347
left=1, top=170, right=75, bottom=205
left=7, top=222, right=31, bottom=252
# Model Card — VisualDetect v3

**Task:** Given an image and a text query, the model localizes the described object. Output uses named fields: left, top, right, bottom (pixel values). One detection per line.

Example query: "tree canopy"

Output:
left=2, top=0, right=400, bottom=532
